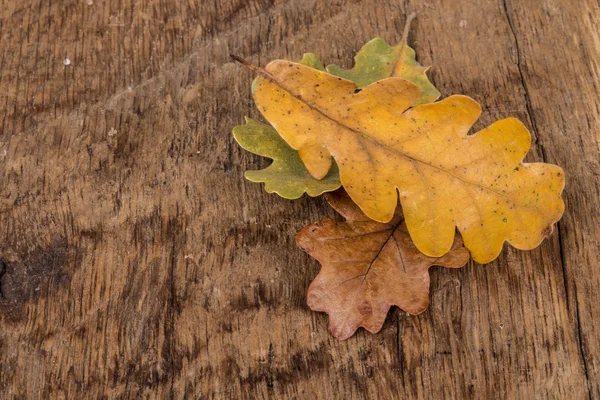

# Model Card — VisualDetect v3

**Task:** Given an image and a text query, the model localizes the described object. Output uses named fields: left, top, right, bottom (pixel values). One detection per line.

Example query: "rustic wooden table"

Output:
left=1, top=0, right=598, bottom=398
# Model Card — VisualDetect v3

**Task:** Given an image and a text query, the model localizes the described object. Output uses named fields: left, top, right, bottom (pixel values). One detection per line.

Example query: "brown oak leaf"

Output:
left=297, top=190, right=470, bottom=340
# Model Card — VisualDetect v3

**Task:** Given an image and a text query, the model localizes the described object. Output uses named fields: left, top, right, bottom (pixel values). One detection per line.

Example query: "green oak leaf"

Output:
left=299, top=53, right=325, bottom=71
left=233, top=117, right=341, bottom=199
left=326, top=38, right=440, bottom=105
left=237, top=21, right=437, bottom=198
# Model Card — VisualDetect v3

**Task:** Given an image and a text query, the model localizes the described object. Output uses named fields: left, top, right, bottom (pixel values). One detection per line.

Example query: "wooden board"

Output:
left=1, top=0, right=599, bottom=398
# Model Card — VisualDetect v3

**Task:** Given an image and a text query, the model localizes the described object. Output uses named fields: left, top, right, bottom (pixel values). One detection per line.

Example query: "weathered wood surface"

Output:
left=0, top=0, right=599, bottom=398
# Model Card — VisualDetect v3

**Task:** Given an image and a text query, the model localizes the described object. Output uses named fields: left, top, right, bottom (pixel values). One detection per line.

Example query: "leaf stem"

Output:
left=230, top=54, right=273, bottom=81
left=400, top=12, right=417, bottom=45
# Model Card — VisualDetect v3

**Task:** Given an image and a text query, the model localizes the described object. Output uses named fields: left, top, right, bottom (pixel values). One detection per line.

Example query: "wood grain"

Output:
left=0, top=0, right=598, bottom=398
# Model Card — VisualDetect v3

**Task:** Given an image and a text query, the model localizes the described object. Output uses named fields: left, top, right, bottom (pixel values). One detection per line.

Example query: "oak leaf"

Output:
left=233, top=117, right=341, bottom=199
left=297, top=190, right=469, bottom=340
left=235, top=53, right=336, bottom=198
left=251, top=61, right=565, bottom=263
left=238, top=16, right=438, bottom=196
left=299, top=53, right=326, bottom=71
left=304, top=13, right=439, bottom=105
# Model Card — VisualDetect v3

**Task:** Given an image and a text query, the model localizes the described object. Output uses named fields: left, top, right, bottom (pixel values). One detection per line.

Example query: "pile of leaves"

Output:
left=232, top=14, right=565, bottom=340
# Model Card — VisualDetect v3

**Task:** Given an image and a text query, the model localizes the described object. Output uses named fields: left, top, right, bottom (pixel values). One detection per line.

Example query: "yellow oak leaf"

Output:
left=249, top=61, right=565, bottom=263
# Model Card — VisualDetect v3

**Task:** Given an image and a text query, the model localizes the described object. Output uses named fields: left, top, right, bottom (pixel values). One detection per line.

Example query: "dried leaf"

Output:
left=251, top=61, right=565, bottom=263
left=297, top=190, right=469, bottom=340
left=233, top=117, right=341, bottom=199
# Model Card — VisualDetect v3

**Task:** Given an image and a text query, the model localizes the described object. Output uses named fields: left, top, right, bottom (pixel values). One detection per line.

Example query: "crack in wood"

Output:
left=502, top=0, right=592, bottom=396
left=0, top=260, right=6, bottom=299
